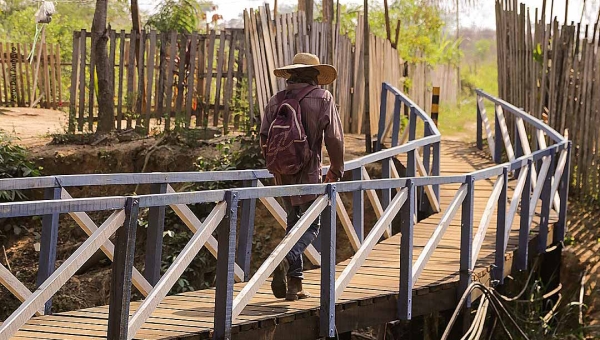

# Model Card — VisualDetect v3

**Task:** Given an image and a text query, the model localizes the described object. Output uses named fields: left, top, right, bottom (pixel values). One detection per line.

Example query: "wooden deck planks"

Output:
left=13, top=141, right=553, bottom=340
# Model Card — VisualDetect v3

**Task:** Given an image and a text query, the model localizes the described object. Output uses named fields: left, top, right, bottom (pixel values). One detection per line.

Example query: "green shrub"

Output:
left=0, top=131, right=41, bottom=202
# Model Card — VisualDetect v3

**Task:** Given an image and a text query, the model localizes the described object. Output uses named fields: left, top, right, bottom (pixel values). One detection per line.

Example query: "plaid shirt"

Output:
left=260, top=83, right=345, bottom=206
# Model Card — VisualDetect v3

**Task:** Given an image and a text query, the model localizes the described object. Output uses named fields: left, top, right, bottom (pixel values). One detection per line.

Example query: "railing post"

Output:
left=376, top=83, right=388, bottom=151
left=398, top=179, right=414, bottom=320
left=514, top=123, right=523, bottom=178
left=518, top=160, right=533, bottom=271
left=37, top=185, right=61, bottom=314
left=107, top=197, right=139, bottom=340
left=494, top=105, right=502, bottom=163
left=144, top=183, right=167, bottom=286
left=419, top=123, right=432, bottom=213
left=391, top=96, right=401, bottom=147
left=459, top=175, right=474, bottom=308
left=320, top=185, right=337, bottom=338
left=494, top=168, right=508, bottom=283
left=382, top=158, right=392, bottom=235
left=432, top=141, right=440, bottom=202
left=407, top=107, right=417, bottom=178
left=555, top=142, right=571, bottom=242
left=476, top=94, right=483, bottom=150
left=214, top=191, right=238, bottom=340
left=538, top=153, right=555, bottom=254
left=237, top=179, right=257, bottom=281
left=352, top=167, right=364, bottom=241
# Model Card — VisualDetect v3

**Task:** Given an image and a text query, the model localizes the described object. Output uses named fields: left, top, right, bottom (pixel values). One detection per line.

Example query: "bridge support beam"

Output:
left=493, top=105, right=502, bottom=163
left=494, top=168, right=508, bottom=283
left=398, top=179, right=414, bottom=320
left=107, top=197, right=139, bottom=340
left=538, top=153, right=555, bottom=254
left=37, top=186, right=61, bottom=315
left=144, top=183, right=167, bottom=286
left=320, top=185, right=337, bottom=338
left=517, top=160, right=533, bottom=271
left=237, top=179, right=257, bottom=281
left=214, top=191, right=238, bottom=340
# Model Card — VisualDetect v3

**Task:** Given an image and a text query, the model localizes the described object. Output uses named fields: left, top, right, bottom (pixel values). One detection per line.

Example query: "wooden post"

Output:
left=237, top=180, right=257, bottom=281
left=494, top=168, right=508, bottom=283
left=352, top=167, right=364, bottom=241
left=431, top=86, right=440, bottom=126
left=391, top=96, right=401, bottom=147
left=398, top=179, right=414, bottom=320
left=363, top=0, right=371, bottom=153
left=69, top=32, right=80, bottom=133
left=517, top=159, right=533, bottom=271
left=376, top=83, right=387, bottom=151
left=36, top=186, right=61, bottom=314
left=214, top=191, right=238, bottom=340
left=459, top=176, right=474, bottom=307
left=476, top=94, right=483, bottom=150
left=144, top=183, right=167, bottom=286
left=107, top=197, right=139, bottom=340
left=320, top=184, right=336, bottom=338
left=514, top=123, right=523, bottom=177
left=555, top=142, right=571, bottom=242
left=538, top=153, right=555, bottom=254
left=432, top=141, right=440, bottom=202
left=406, top=107, right=417, bottom=177
left=494, top=105, right=502, bottom=163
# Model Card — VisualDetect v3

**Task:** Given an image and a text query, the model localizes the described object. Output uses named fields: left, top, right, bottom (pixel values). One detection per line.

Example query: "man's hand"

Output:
left=324, top=171, right=339, bottom=183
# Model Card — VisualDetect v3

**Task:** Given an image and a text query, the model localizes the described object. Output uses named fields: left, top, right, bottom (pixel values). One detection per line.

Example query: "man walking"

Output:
left=260, top=53, right=345, bottom=301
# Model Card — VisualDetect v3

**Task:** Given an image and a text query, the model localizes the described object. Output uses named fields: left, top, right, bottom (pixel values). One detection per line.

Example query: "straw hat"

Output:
left=273, top=53, right=337, bottom=85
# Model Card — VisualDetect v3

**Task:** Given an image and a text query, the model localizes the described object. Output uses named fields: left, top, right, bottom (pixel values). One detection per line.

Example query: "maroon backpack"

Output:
left=263, top=86, right=316, bottom=175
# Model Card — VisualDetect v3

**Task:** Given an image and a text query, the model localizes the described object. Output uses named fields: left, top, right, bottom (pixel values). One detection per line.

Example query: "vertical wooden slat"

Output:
left=48, top=42, right=57, bottom=109
left=156, top=32, right=167, bottom=129
left=116, top=30, right=126, bottom=131
left=196, top=35, right=206, bottom=127
left=213, top=31, right=226, bottom=126
left=55, top=44, right=62, bottom=109
left=164, top=31, right=177, bottom=131
left=223, top=31, right=236, bottom=134
left=42, top=41, right=51, bottom=110
left=87, top=33, right=95, bottom=130
left=0, top=42, right=4, bottom=105
left=126, top=30, right=137, bottom=130
left=185, top=33, right=198, bottom=127
left=145, top=30, right=156, bottom=133
left=78, top=30, right=87, bottom=131
left=144, top=183, right=167, bottom=285
left=204, top=30, right=216, bottom=128
left=16, top=44, right=25, bottom=106
left=69, top=33, right=80, bottom=133
left=174, top=34, right=186, bottom=123
left=136, top=30, right=146, bottom=128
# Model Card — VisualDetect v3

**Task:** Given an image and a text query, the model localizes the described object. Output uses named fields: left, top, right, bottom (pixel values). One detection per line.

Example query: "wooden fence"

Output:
left=496, top=0, right=599, bottom=200
left=69, top=29, right=248, bottom=134
left=0, top=42, right=62, bottom=109
left=409, top=63, right=457, bottom=114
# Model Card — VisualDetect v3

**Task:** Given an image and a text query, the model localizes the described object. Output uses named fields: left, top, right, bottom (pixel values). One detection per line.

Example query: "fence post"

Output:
left=494, top=168, right=508, bottom=283
left=144, top=183, right=167, bottom=286
left=237, top=179, right=257, bottom=281
left=555, top=142, right=571, bottom=242
left=538, top=153, right=555, bottom=254
left=459, top=175, right=474, bottom=307
left=476, top=94, right=483, bottom=150
left=494, top=105, right=502, bottom=163
left=398, top=179, right=414, bottom=320
left=214, top=191, right=238, bottom=340
left=376, top=83, right=388, bottom=151
left=406, top=107, right=417, bottom=178
left=320, top=185, right=337, bottom=338
left=107, top=197, right=139, bottom=340
left=352, top=167, right=364, bottom=241
left=391, top=96, right=401, bottom=147
left=37, top=185, right=61, bottom=314
left=517, top=160, right=533, bottom=271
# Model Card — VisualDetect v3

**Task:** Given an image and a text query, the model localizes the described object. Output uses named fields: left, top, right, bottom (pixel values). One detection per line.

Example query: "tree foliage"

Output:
left=145, top=0, right=214, bottom=33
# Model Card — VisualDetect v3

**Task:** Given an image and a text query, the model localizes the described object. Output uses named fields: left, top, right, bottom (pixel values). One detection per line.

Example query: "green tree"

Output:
left=145, top=0, right=214, bottom=33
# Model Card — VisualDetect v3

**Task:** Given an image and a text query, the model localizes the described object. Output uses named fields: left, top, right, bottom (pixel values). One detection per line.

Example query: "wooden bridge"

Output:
left=0, top=85, right=570, bottom=339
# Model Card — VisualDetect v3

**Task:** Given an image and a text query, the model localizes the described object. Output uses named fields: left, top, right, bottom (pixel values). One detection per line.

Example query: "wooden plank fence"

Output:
left=0, top=42, right=62, bottom=109
left=496, top=0, right=600, bottom=200
left=69, top=29, right=248, bottom=134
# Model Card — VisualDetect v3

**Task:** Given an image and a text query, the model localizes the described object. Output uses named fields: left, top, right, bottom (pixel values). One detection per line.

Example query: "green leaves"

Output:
left=0, top=130, right=40, bottom=202
left=145, top=0, right=214, bottom=34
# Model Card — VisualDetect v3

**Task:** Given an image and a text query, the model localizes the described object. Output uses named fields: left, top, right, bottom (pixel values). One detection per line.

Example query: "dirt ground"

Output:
left=0, top=107, right=66, bottom=147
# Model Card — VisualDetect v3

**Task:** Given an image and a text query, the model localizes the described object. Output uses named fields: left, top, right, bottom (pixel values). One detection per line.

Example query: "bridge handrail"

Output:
left=0, top=87, right=572, bottom=340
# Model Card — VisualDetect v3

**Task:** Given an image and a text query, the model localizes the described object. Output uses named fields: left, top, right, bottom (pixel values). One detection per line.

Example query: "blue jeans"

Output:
left=282, top=198, right=320, bottom=279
